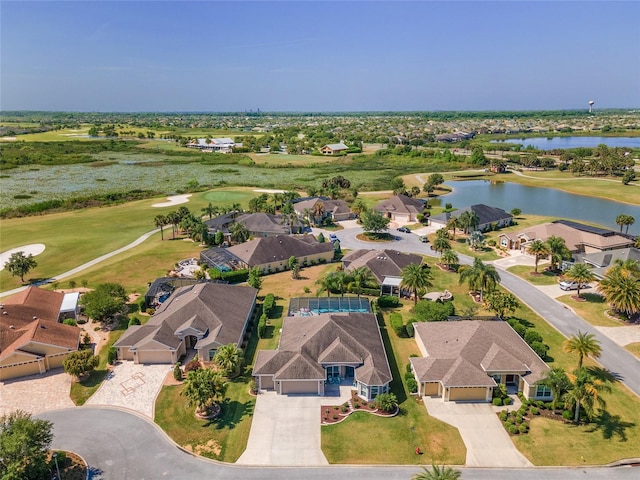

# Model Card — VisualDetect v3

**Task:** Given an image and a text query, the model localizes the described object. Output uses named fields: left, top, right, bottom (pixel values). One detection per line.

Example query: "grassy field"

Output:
left=626, top=343, right=640, bottom=358
left=507, top=265, right=560, bottom=286
left=556, top=293, right=622, bottom=327
left=248, top=152, right=336, bottom=166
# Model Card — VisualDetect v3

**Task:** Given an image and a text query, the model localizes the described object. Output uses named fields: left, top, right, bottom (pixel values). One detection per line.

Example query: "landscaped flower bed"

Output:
left=321, top=390, right=397, bottom=425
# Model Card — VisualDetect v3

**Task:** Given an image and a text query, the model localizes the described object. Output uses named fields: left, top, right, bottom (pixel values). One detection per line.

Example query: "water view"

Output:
left=435, top=180, right=640, bottom=235
left=490, top=136, right=640, bottom=150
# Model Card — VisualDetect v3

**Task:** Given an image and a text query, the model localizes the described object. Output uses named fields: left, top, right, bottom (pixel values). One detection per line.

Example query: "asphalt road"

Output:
left=38, top=408, right=638, bottom=480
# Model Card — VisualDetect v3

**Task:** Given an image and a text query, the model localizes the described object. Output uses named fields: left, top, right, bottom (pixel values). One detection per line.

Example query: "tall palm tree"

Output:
left=166, top=211, right=180, bottom=239
left=597, top=269, right=640, bottom=318
left=312, top=201, right=326, bottom=226
left=467, top=211, right=480, bottom=233
left=526, top=239, right=550, bottom=273
left=412, top=464, right=462, bottom=480
left=330, top=270, right=350, bottom=297
left=608, top=259, right=640, bottom=279
left=181, top=368, right=228, bottom=415
left=546, top=235, right=571, bottom=272
left=458, top=211, right=471, bottom=235
left=154, top=214, right=168, bottom=241
left=458, top=257, right=500, bottom=302
left=350, top=266, right=375, bottom=298
left=201, top=203, right=217, bottom=220
left=401, top=263, right=433, bottom=305
left=538, top=367, right=571, bottom=410
left=433, top=236, right=451, bottom=255
left=440, top=249, right=459, bottom=271
left=229, top=222, right=249, bottom=244
left=563, top=367, right=611, bottom=423
left=213, top=344, right=244, bottom=377
left=563, top=331, right=602, bottom=369
left=564, top=263, right=595, bottom=298
left=315, top=274, right=335, bottom=297
left=446, top=216, right=459, bottom=239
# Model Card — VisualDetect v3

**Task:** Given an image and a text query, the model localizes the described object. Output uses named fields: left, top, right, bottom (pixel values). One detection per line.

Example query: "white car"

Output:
left=559, top=281, right=589, bottom=291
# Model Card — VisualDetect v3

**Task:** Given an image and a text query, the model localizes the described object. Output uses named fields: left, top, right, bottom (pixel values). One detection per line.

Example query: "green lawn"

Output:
left=154, top=378, right=255, bottom=462
left=556, top=293, right=623, bottom=327
left=625, top=343, right=640, bottom=359
left=507, top=265, right=560, bottom=286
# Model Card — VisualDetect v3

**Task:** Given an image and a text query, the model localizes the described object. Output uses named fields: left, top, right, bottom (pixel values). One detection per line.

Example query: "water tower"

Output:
left=589, top=100, right=595, bottom=113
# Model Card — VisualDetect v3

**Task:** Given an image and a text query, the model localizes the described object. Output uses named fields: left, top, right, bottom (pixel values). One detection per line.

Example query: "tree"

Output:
left=0, top=410, right=54, bottom=480
left=315, top=274, right=335, bottom=297
left=546, top=235, right=571, bottom=272
left=230, top=222, right=249, bottom=244
left=330, top=270, right=350, bottom=297
left=622, top=170, right=636, bottom=185
left=538, top=367, right=571, bottom=410
left=213, top=344, right=243, bottom=377
left=81, top=282, right=127, bottom=322
left=467, top=230, right=484, bottom=250
left=484, top=291, right=520, bottom=319
left=373, top=392, right=397, bottom=412
left=401, top=264, right=434, bottom=305
left=62, top=348, right=99, bottom=380
left=427, top=173, right=444, bottom=188
left=361, top=209, right=390, bottom=236
left=432, top=235, right=451, bottom=255
left=445, top=216, right=459, bottom=239
left=351, top=198, right=367, bottom=218
left=288, top=256, right=300, bottom=279
left=349, top=266, right=375, bottom=298
left=201, top=202, right=217, bottom=219
left=247, top=267, right=262, bottom=291
left=412, top=464, right=462, bottom=480
left=181, top=368, right=227, bottom=415
left=510, top=208, right=522, bottom=217
left=613, top=214, right=635, bottom=234
left=458, top=257, right=500, bottom=302
left=469, top=146, right=488, bottom=165
left=4, top=251, right=37, bottom=283
left=154, top=214, right=168, bottom=241
left=563, top=331, right=602, bottom=369
left=597, top=269, right=640, bottom=318
left=563, top=263, right=595, bottom=298
left=563, top=367, right=611, bottom=423
left=526, top=239, right=550, bottom=273
left=439, top=249, right=459, bottom=271
left=615, top=214, right=627, bottom=233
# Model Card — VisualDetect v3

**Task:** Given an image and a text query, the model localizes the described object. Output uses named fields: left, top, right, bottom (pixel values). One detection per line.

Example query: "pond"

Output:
left=433, top=180, right=640, bottom=235
left=490, top=136, right=640, bottom=150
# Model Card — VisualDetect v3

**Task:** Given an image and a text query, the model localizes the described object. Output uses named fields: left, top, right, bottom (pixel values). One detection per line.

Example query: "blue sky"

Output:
left=2, top=1, right=639, bottom=112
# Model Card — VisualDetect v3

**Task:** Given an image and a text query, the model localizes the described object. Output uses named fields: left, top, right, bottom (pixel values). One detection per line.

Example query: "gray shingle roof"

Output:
left=226, top=235, right=333, bottom=267
left=342, top=249, right=423, bottom=284
left=430, top=204, right=512, bottom=227
left=374, top=194, right=424, bottom=215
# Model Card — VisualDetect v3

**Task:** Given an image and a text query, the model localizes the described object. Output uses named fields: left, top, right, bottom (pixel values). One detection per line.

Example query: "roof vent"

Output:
left=2, top=311, right=8, bottom=315
left=33, top=316, right=38, bottom=320
left=9, top=325, right=14, bottom=329
left=40, top=325, right=46, bottom=329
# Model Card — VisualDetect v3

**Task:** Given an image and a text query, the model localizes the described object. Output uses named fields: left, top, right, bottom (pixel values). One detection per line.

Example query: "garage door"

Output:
left=423, top=382, right=439, bottom=396
left=137, top=350, right=172, bottom=364
left=0, top=361, right=41, bottom=381
left=280, top=380, right=319, bottom=395
left=449, top=387, right=488, bottom=402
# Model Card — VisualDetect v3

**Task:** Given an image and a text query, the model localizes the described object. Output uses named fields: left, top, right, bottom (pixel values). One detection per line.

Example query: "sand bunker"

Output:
left=253, top=189, right=286, bottom=194
left=151, top=194, right=192, bottom=208
left=0, top=244, right=46, bottom=270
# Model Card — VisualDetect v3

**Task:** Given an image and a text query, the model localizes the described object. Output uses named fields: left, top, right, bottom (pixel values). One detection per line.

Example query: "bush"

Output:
left=258, top=314, right=267, bottom=338
left=128, top=316, right=141, bottom=327
left=373, top=392, right=397, bottom=413
left=536, top=400, right=546, bottom=409
left=530, top=407, right=539, bottom=415
left=498, top=411, right=508, bottom=421
left=524, top=329, right=543, bottom=345
left=515, top=415, right=524, bottom=424
left=107, top=347, right=118, bottom=365
left=173, top=362, right=182, bottom=381
left=510, top=321, right=527, bottom=338
left=341, top=404, right=349, bottom=413
left=209, top=268, right=222, bottom=280
left=62, top=318, right=77, bottom=326
left=138, top=297, right=146, bottom=312
left=406, top=378, right=418, bottom=394
left=377, top=295, right=400, bottom=308
left=562, top=410, right=573, bottom=421
left=220, top=268, right=250, bottom=283
left=389, top=312, right=406, bottom=337
left=263, top=293, right=275, bottom=318
left=492, top=397, right=503, bottom=406
left=530, top=341, right=549, bottom=359
left=518, top=423, right=528, bottom=434
left=508, top=425, right=519, bottom=435
left=184, top=360, right=201, bottom=373
left=503, top=397, right=512, bottom=406
left=504, top=420, right=513, bottom=429
left=412, top=300, right=455, bottom=322
left=405, top=320, right=416, bottom=338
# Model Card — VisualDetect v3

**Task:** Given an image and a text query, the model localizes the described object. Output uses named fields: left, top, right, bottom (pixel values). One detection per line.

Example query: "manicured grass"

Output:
left=444, top=236, right=500, bottom=262
left=556, top=293, right=622, bottom=327
left=154, top=378, right=255, bottom=462
left=625, top=342, right=640, bottom=358
left=248, top=153, right=336, bottom=166
left=507, top=265, right=560, bottom=286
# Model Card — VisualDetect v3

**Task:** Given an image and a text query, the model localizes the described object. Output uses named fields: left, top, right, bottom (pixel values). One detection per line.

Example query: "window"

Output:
left=370, top=386, right=379, bottom=398
left=209, top=349, right=217, bottom=361
left=535, top=385, right=552, bottom=398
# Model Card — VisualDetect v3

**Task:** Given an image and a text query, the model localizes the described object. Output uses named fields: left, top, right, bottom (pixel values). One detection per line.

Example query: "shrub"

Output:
left=530, top=341, right=549, bottom=359
left=128, top=316, right=141, bottom=327
left=83, top=332, right=91, bottom=345
left=146, top=307, right=155, bottom=315
left=258, top=318, right=266, bottom=338
left=530, top=407, right=539, bottom=415
left=184, top=360, right=201, bottom=373
left=536, top=400, right=546, bottom=409
left=209, top=268, right=222, bottom=280
left=508, top=425, right=519, bottom=435
left=504, top=420, right=513, bottom=429
left=220, top=268, right=250, bottom=283
left=107, top=347, right=118, bottom=365
left=562, top=410, right=573, bottom=421
left=373, top=392, right=398, bottom=413
left=63, top=318, right=77, bottom=326
left=389, top=312, right=405, bottom=337
left=510, top=321, right=527, bottom=338
left=524, top=329, right=543, bottom=345
left=173, top=363, right=183, bottom=381
left=518, top=423, right=528, bottom=434
left=492, top=397, right=503, bottom=406
left=412, top=300, right=455, bottom=322
left=341, top=404, right=349, bottom=413
left=503, top=397, right=512, bottom=406
left=405, top=320, right=416, bottom=338
left=406, top=378, right=418, bottom=394
left=138, top=297, right=146, bottom=312
left=263, top=293, right=275, bottom=318
left=498, top=411, right=508, bottom=421
left=518, top=406, right=528, bottom=416
left=515, top=415, right=524, bottom=424
left=377, top=295, right=400, bottom=308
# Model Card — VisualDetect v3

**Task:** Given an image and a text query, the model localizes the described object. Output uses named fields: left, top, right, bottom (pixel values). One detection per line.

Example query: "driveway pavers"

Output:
left=85, top=361, right=171, bottom=418
left=0, top=368, right=74, bottom=416
left=423, top=397, right=532, bottom=468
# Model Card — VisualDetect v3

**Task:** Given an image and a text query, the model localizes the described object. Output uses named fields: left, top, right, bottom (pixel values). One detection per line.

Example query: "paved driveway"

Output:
left=423, top=397, right=532, bottom=468
left=0, top=368, right=74, bottom=416
left=238, top=387, right=352, bottom=466
left=85, top=361, right=171, bottom=418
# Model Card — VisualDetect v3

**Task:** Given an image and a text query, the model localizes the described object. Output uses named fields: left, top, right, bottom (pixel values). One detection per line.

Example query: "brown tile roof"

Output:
left=253, top=313, right=392, bottom=385
left=2, top=287, right=64, bottom=326
left=294, top=198, right=352, bottom=217
left=236, top=212, right=298, bottom=235
left=412, top=320, right=549, bottom=387
left=375, top=194, right=424, bottom=216
left=342, top=249, right=423, bottom=284
left=226, top=235, right=333, bottom=267
left=514, top=222, right=632, bottom=252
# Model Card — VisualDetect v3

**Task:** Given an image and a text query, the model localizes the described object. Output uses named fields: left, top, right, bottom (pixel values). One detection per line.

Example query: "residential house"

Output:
left=186, top=137, right=237, bottom=153
left=499, top=220, right=633, bottom=254
left=0, top=287, right=81, bottom=381
left=224, top=235, right=334, bottom=273
left=410, top=320, right=550, bottom=402
left=375, top=194, right=425, bottom=222
left=320, top=143, right=349, bottom=155
left=115, top=283, right=257, bottom=364
left=236, top=212, right=303, bottom=237
left=572, top=247, right=640, bottom=279
left=293, top=197, right=354, bottom=223
left=430, top=204, right=513, bottom=232
left=203, top=211, right=240, bottom=237
left=253, top=312, right=392, bottom=400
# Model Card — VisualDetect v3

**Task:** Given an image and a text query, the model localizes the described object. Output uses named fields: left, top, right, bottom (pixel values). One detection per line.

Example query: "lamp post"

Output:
left=52, top=452, right=61, bottom=480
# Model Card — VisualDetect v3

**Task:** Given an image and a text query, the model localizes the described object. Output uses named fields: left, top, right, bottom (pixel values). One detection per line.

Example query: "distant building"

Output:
left=293, top=197, right=353, bottom=222
left=186, top=138, right=238, bottom=153
left=375, top=194, right=425, bottom=222
left=320, top=143, right=349, bottom=155
left=430, top=204, right=513, bottom=232
left=435, top=132, right=475, bottom=142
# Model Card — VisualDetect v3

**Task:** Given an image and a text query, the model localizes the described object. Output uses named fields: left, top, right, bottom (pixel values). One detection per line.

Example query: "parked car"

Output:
left=559, top=280, right=589, bottom=291
left=329, top=233, right=338, bottom=242
left=419, top=235, right=429, bottom=243
left=397, top=227, right=411, bottom=233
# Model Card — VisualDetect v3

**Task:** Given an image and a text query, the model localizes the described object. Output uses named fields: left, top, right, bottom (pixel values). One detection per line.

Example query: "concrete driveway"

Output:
left=85, top=361, right=171, bottom=418
left=0, top=368, right=74, bottom=416
left=423, top=397, right=532, bottom=468
left=238, top=387, right=351, bottom=466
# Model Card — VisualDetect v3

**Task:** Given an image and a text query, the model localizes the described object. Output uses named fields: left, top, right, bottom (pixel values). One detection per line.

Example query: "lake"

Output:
left=434, top=180, right=640, bottom=235
left=490, top=136, right=640, bottom=150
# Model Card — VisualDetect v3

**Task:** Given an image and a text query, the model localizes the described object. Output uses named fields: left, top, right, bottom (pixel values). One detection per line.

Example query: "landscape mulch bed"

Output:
left=48, top=451, right=87, bottom=480
left=321, top=390, right=396, bottom=425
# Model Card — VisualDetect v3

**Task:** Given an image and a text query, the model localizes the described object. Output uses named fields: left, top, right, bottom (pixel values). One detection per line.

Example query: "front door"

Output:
left=326, top=366, right=340, bottom=384
left=505, top=374, right=517, bottom=386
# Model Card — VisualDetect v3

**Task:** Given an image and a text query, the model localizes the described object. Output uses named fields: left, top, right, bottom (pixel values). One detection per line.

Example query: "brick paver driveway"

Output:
left=0, top=368, right=74, bottom=416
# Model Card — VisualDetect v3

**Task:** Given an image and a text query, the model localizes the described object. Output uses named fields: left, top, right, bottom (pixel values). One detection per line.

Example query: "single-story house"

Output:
left=572, top=247, right=640, bottom=279
left=0, top=287, right=81, bottom=381
left=236, top=212, right=303, bottom=236
left=321, top=143, right=349, bottom=155
left=430, top=204, right=513, bottom=232
left=293, top=197, right=354, bottom=222
left=435, top=132, right=475, bottom=142
left=186, top=137, right=237, bottom=153
left=375, top=194, right=425, bottom=222
left=410, top=320, right=550, bottom=402
left=203, top=211, right=240, bottom=236
left=144, top=277, right=226, bottom=308
left=253, top=312, right=392, bottom=400
left=499, top=219, right=633, bottom=254
left=114, top=283, right=257, bottom=364
left=225, top=234, right=334, bottom=273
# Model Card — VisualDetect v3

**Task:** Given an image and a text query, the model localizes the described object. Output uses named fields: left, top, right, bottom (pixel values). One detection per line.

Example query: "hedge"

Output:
left=209, top=268, right=250, bottom=283
left=389, top=312, right=405, bottom=337
left=258, top=313, right=268, bottom=338
left=263, top=293, right=275, bottom=318
left=378, top=295, right=400, bottom=308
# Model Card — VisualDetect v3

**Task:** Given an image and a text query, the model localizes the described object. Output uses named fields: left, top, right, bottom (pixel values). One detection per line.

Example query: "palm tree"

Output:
left=433, top=236, right=451, bottom=255
left=467, top=211, right=480, bottom=232
left=331, top=270, right=350, bottom=297
left=350, top=266, right=375, bottom=298
left=201, top=203, right=217, bottom=220
left=563, top=331, right=602, bottom=369
left=181, top=368, right=228, bottom=415
left=563, top=263, right=595, bottom=298
left=440, top=249, right=459, bottom=271
left=229, top=222, right=249, bottom=244
left=597, top=269, right=640, bottom=318
left=446, top=216, right=459, bottom=239
left=315, top=274, right=335, bottom=297
left=615, top=214, right=627, bottom=233
left=563, top=367, right=611, bottom=423
left=526, top=239, right=550, bottom=273
left=412, top=464, right=462, bottom=480
left=458, top=211, right=471, bottom=235
left=312, top=201, right=325, bottom=226
left=608, top=258, right=640, bottom=279
left=458, top=257, right=500, bottom=302
left=213, top=344, right=244, bottom=377
left=538, top=367, right=571, bottom=410
left=546, top=235, right=571, bottom=272
left=154, top=214, right=168, bottom=241
left=401, top=263, right=433, bottom=305
left=166, top=211, right=180, bottom=239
